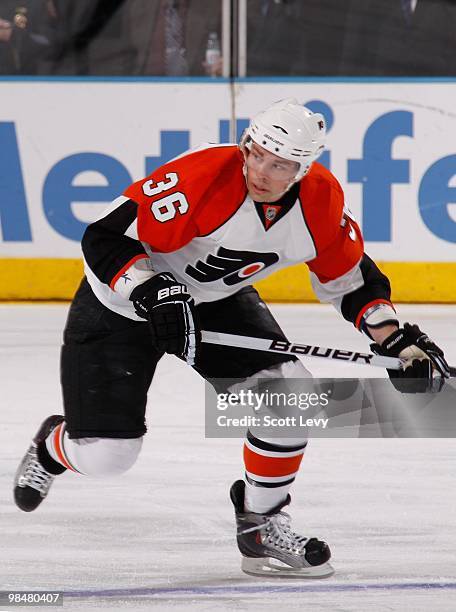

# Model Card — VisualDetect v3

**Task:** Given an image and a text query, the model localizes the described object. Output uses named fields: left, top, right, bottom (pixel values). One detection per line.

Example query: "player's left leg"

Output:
left=14, top=278, right=157, bottom=512
left=194, top=286, right=333, bottom=577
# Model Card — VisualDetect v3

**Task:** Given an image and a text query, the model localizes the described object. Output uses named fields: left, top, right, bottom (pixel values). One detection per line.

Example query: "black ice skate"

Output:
left=14, top=415, right=66, bottom=512
left=230, top=480, right=334, bottom=578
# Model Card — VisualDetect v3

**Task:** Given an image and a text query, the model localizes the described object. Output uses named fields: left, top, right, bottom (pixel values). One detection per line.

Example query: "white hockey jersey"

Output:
left=82, top=144, right=393, bottom=329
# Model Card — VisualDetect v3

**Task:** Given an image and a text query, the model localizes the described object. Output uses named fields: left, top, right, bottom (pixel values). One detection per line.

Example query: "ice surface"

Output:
left=1, top=303, right=456, bottom=611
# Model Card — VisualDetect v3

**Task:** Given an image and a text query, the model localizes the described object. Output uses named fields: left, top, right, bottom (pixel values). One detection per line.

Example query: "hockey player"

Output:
left=14, top=99, right=450, bottom=578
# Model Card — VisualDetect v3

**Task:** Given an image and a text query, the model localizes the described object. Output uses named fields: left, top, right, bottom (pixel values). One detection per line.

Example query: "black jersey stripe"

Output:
left=340, top=254, right=392, bottom=327
left=81, top=199, right=148, bottom=287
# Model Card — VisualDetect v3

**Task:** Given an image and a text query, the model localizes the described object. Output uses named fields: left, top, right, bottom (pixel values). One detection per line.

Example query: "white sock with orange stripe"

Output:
left=44, top=421, right=144, bottom=476
left=45, top=420, right=81, bottom=473
left=243, top=430, right=307, bottom=513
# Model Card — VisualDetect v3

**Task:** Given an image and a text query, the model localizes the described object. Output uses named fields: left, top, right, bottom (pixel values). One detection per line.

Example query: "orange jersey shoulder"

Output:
left=298, top=162, right=346, bottom=251
left=301, top=162, right=364, bottom=282
left=124, top=145, right=247, bottom=252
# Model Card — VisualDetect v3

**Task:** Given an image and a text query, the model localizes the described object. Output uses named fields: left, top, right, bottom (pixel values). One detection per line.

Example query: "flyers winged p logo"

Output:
left=185, top=247, right=279, bottom=286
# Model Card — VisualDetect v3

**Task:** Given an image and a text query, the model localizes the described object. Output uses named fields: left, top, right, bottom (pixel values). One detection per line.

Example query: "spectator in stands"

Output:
left=245, top=0, right=456, bottom=77
left=132, top=0, right=222, bottom=76
left=39, top=0, right=222, bottom=77
left=246, top=0, right=346, bottom=76
left=0, top=1, right=52, bottom=74
left=41, top=0, right=136, bottom=75
left=339, top=0, right=456, bottom=76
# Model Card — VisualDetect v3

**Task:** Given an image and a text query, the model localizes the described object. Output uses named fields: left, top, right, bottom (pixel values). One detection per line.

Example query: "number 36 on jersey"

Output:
left=142, top=173, right=189, bottom=223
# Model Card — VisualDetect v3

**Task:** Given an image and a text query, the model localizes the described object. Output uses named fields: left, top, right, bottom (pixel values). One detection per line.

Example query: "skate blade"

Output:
left=241, top=556, right=334, bottom=579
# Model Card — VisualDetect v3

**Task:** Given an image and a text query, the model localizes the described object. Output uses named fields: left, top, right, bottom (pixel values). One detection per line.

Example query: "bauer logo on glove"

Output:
left=157, top=285, right=188, bottom=300
left=130, top=273, right=201, bottom=366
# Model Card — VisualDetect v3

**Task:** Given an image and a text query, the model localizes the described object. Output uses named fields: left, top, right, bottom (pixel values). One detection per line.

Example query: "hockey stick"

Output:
left=202, top=330, right=456, bottom=375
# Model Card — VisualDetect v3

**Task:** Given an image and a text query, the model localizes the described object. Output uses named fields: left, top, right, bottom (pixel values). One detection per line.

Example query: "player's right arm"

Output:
left=81, top=145, right=245, bottom=364
left=82, top=159, right=202, bottom=297
left=82, top=145, right=242, bottom=296
left=81, top=195, right=153, bottom=298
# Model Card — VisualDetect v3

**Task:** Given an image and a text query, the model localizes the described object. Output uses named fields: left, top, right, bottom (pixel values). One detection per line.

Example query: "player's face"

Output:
left=245, top=143, right=299, bottom=202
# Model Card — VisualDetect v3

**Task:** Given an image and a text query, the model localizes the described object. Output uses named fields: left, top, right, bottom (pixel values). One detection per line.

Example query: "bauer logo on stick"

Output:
left=269, top=340, right=373, bottom=364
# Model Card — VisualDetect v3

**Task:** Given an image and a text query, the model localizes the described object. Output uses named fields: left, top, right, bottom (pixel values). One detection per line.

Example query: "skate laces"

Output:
left=240, top=511, right=309, bottom=553
left=20, top=449, right=54, bottom=494
left=265, top=512, right=309, bottom=553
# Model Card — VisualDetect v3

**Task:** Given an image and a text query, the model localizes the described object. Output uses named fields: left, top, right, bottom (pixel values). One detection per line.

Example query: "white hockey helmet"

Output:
left=240, top=98, right=326, bottom=181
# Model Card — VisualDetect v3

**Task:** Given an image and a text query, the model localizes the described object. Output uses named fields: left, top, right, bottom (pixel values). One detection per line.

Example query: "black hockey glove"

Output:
left=371, top=323, right=450, bottom=393
left=130, top=273, right=200, bottom=366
